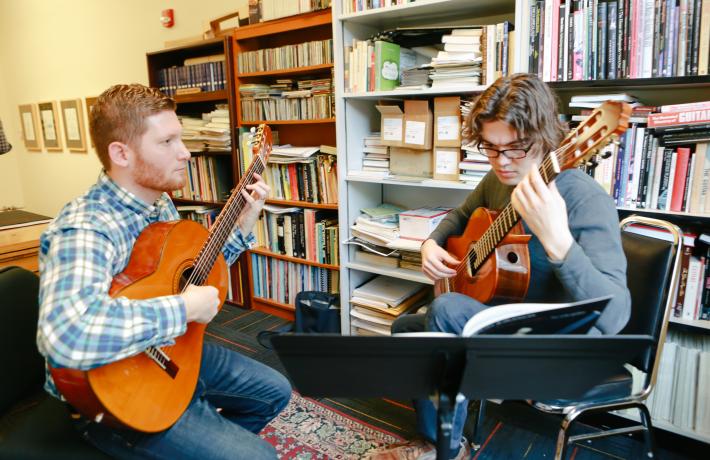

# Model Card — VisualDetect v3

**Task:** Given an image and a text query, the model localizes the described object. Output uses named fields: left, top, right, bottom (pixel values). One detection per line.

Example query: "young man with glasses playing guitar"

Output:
left=366, top=74, right=631, bottom=460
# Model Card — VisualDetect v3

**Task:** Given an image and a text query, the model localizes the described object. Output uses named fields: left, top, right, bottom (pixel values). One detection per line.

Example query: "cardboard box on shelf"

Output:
left=434, top=96, right=461, bottom=147
left=376, top=105, right=404, bottom=147
left=390, top=147, right=433, bottom=178
left=403, top=100, right=432, bottom=150
left=433, top=147, right=461, bottom=181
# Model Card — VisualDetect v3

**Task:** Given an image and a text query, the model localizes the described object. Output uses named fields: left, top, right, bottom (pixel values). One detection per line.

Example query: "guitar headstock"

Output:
left=557, top=101, right=632, bottom=171
left=250, top=124, right=273, bottom=163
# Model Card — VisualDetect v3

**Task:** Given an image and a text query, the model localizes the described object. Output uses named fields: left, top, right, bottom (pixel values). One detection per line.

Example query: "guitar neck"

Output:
left=189, top=156, right=266, bottom=286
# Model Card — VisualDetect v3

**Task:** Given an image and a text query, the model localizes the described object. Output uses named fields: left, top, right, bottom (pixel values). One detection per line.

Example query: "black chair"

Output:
left=0, top=266, right=110, bottom=460
left=472, top=215, right=683, bottom=460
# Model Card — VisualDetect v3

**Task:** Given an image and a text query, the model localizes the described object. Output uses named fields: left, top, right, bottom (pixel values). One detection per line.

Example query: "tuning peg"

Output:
left=585, top=159, right=599, bottom=169
left=600, top=150, right=613, bottom=159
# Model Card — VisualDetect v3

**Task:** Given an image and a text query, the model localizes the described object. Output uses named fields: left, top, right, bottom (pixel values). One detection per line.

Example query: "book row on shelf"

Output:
left=237, top=39, right=334, bottom=73
left=255, top=206, right=339, bottom=265
left=172, top=155, right=232, bottom=203
left=626, top=329, right=710, bottom=436
left=344, top=23, right=514, bottom=93
left=257, top=0, right=332, bottom=23
left=340, top=0, right=411, bottom=14
left=250, top=253, right=339, bottom=305
left=522, top=0, right=710, bottom=81
left=157, top=57, right=227, bottom=96
left=239, top=79, right=334, bottom=121
left=590, top=127, right=709, bottom=214
left=264, top=155, right=338, bottom=204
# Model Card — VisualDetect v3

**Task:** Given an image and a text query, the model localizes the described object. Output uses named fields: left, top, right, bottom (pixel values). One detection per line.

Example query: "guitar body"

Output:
left=435, top=207, right=531, bottom=303
left=50, top=219, right=228, bottom=433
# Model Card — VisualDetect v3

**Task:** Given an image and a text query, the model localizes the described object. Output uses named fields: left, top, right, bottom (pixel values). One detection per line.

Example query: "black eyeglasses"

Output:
left=476, top=142, right=533, bottom=159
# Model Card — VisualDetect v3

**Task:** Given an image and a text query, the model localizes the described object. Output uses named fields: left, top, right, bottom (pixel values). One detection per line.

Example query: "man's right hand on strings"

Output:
left=181, top=284, right=220, bottom=324
left=421, top=239, right=461, bottom=281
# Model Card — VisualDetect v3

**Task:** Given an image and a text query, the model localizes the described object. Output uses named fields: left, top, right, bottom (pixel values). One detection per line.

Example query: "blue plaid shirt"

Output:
left=37, top=172, right=254, bottom=398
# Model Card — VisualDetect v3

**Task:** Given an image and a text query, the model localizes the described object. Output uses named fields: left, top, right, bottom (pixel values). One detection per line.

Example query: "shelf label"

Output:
left=437, top=116, right=459, bottom=140
left=405, top=120, right=426, bottom=145
left=382, top=118, right=403, bottom=141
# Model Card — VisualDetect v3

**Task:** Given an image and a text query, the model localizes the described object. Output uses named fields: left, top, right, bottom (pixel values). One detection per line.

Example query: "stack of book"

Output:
left=361, top=133, right=390, bottom=175
left=350, top=275, right=429, bottom=336
left=180, top=116, right=208, bottom=152
left=201, top=106, right=231, bottom=152
left=459, top=143, right=491, bottom=186
left=569, top=93, right=639, bottom=110
left=240, top=77, right=334, bottom=121
left=430, top=29, right=483, bottom=89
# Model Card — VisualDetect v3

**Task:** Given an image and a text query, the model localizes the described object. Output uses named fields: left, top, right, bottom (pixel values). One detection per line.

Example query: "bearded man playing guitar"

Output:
left=368, top=74, right=631, bottom=460
left=37, top=84, right=290, bottom=459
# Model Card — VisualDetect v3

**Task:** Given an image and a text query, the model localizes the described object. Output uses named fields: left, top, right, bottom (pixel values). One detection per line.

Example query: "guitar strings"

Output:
left=187, top=157, right=265, bottom=287
left=184, top=128, right=269, bottom=289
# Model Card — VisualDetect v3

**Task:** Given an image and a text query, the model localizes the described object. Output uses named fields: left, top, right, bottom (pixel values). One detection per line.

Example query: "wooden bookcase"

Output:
left=146, top=36, right=248, bottom=306
left=233, top=8, right=338, bottom=320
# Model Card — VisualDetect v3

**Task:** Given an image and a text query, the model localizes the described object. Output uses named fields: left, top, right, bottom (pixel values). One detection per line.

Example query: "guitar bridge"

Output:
left=145, top=346, right=179, bottom=379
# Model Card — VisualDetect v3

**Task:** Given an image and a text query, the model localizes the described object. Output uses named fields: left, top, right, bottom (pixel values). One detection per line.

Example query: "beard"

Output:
left=133, top=154, right=185, bottom=193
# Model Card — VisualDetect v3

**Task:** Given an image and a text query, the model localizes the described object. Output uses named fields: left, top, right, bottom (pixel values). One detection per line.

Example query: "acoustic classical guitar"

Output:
left=50, top=124, right=273, bottom=433
left=436, top=101, right=631, bottom=303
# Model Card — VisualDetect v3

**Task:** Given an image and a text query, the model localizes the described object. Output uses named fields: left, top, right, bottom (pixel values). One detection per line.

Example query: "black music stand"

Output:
left=271, top=334, right=653, bottom=460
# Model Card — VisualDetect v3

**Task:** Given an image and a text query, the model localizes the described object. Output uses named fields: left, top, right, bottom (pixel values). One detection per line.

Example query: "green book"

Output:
left=374, top=41, right=401, bottom=91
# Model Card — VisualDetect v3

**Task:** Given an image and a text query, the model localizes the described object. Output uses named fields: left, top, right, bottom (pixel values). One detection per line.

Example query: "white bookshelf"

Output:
left=333, top=0, right=519, bottom=335
left=615, top=412, right=710, bottom=445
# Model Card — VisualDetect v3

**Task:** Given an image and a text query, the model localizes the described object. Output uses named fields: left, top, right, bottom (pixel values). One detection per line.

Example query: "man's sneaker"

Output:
left=363, top=438, right=471, bottom=460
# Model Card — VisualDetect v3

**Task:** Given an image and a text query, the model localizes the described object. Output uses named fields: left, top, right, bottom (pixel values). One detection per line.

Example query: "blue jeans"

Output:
left=414, top=293, right=489, bottom=454
left=74, top=342, right=291, bottom=460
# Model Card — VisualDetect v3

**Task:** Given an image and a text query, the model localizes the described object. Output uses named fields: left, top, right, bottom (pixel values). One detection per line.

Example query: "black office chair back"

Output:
left=618, top=217, right=682, bottom=376
left=0, top=266, right=46, bottom=414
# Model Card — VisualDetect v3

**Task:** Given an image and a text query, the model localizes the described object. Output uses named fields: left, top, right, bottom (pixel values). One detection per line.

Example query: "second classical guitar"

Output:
left=50, top=125, right=273, bottom=433
left=436, top=101, right=631, bottom=303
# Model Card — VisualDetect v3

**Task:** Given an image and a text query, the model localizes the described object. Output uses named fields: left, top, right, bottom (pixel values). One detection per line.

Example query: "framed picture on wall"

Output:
left=85, top=96, right=98, bottom=148
left=60, top=99, right=87, bottom=153
left=18, top=104, right=42, bottom=151
left=38, top=101, right=63, bottom=152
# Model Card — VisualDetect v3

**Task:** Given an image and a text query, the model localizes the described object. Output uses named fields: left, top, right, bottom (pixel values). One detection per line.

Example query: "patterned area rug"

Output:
left=261, top=392, right=403, bottom=459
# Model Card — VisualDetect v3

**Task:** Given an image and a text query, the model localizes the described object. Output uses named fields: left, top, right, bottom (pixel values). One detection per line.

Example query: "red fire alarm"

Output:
left=160, top=9, right=174, bottom=28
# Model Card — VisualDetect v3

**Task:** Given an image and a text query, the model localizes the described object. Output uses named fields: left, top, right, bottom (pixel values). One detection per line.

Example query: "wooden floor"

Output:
left=207, top=303, right=704, bottom=459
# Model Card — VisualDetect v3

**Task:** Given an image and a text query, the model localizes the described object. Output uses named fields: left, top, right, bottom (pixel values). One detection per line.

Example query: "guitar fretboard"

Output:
left=188, top=156, right=266, bottom=286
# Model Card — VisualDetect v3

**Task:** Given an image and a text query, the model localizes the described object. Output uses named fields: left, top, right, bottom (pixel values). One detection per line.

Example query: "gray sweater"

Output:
left=429, top=169, right=631, bottom=335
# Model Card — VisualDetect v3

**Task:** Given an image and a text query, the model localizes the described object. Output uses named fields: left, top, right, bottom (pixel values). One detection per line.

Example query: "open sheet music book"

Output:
left=397, top=295, right=612, bottom=337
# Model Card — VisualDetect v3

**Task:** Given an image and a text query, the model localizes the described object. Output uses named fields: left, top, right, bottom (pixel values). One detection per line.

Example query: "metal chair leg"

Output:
left=471, top=399, right=486, bottom=449
left=637, top=403, right=656, bottom=459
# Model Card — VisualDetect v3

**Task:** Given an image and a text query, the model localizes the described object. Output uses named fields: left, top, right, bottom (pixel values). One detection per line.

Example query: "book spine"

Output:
left=670, top=147, right=690, bottom=212
left=608, top=1, right=619, bottom=78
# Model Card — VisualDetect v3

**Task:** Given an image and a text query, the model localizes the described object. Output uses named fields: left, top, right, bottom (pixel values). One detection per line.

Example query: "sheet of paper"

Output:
left=41, top=110, right=56, bottom=140
left=382, top=118, right=403, bottom=141
left=405, top=120, right=425, bottom=145
left=63, top=107, right=80, bottom=140
left=22, top=113, right=35, bottom=140
left=435, top=149, right=458, bottom=174
left=437, top=116, right=459, bottom=140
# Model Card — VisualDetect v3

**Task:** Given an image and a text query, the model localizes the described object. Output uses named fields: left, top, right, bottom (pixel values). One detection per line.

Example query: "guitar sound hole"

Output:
left=179, top=267, right=195, bottom=292
left=507, top=252, right=519, bottom=264
left=467, top=252, right=477, bottom=271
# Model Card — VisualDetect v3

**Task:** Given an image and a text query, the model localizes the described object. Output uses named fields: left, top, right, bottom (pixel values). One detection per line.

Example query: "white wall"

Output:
left=0, top=0, right=247, bottom=216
